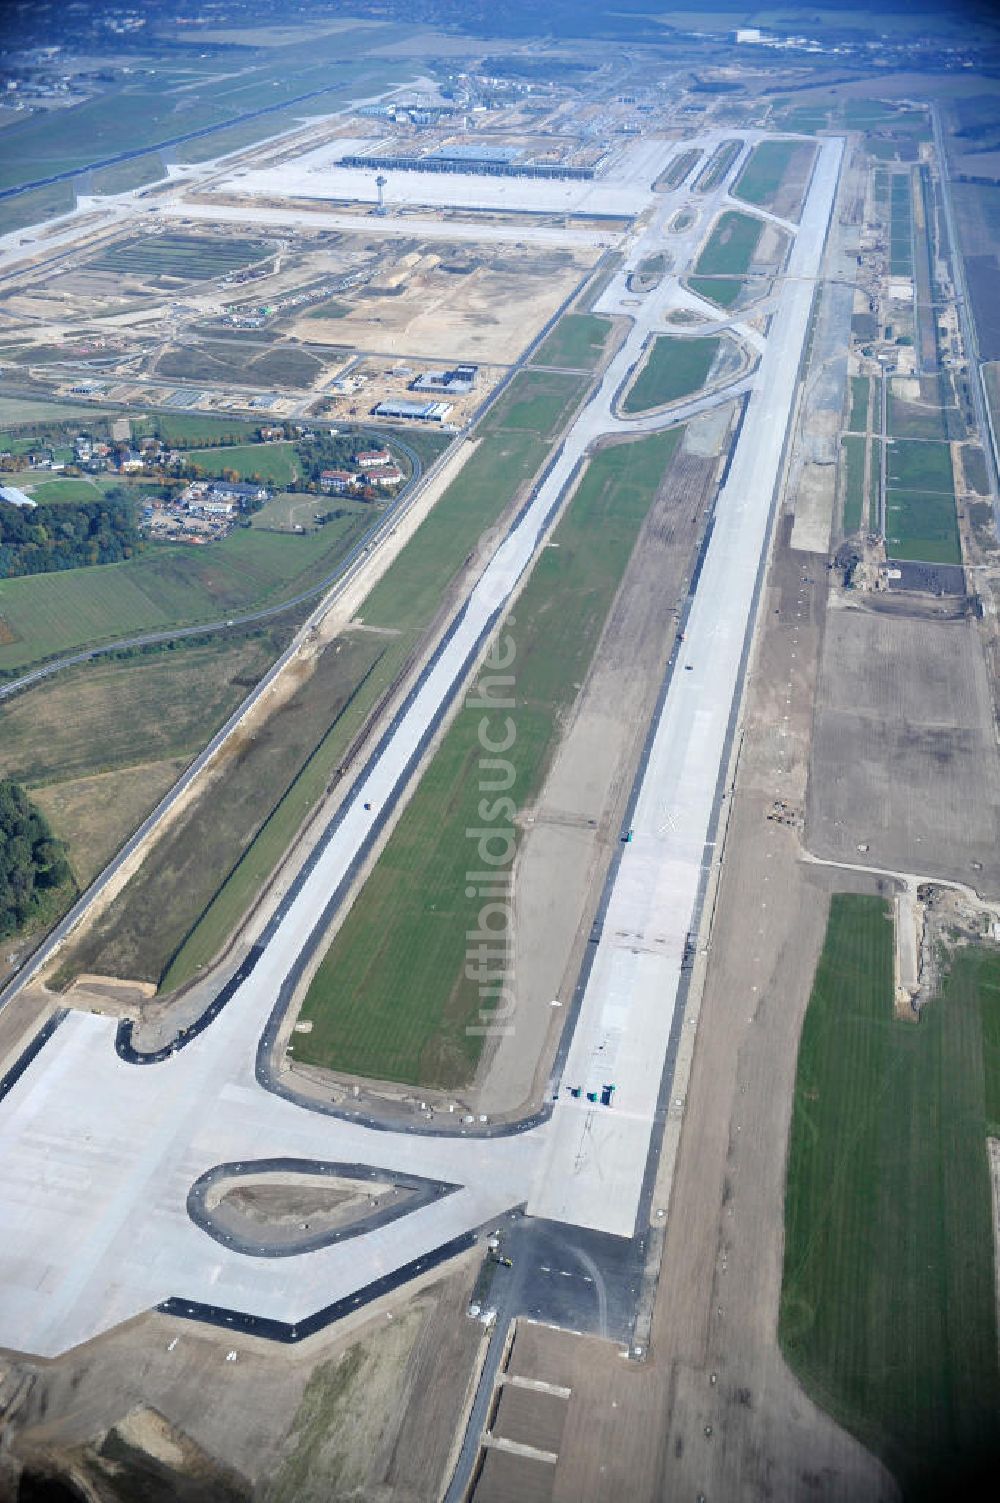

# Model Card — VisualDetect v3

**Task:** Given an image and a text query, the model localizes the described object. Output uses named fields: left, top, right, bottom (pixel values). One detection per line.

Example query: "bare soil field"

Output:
left=807, top=600, right=1000, bottom=893
left=295, top=244, right=596, bottom=363
left=0, top=1254, right=484, bottom=1503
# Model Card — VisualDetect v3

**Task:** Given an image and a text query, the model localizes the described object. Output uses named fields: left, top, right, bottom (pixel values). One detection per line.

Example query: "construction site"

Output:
left=0, top=12, right=999, bottom=1503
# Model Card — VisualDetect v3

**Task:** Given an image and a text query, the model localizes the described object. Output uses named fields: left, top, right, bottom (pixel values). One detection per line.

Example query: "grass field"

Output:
left=61, top=631, right=392, bottom=989
left=481, top=369, right=586, bottom=441
left=87, top=233, right=273, bottom=281
left=841, top=434, right=866, bottom=533
left=0, top=181, right=76, bottom=238
left=886, top=438, right=954, bottom=492
left=621, top=335, right=721, bottom=414
left=530, top=314, right=611, bottom=371
left=848, top=375, right=870, bottom=433
left=90, top=153, right=167, bottom=195
left=695, top=211, right=765, bottom=276
left=781, top=894, right=1000, bottom=1497
left=0, top=629, right=288, bottom=787
left=293, top=427, right=684, bottom=1088
left=140, top=413, right=260, bottom=448
left=732, top=139, right=806, bottom=212
left=68, top=367, right=589, bottom=990
left=183, top=441, right=301, bottom=484
left=23, top=478, right=101, bottom=505
left=686, top=276, right=744, bottom=309
left=962, top=444, right=990, bottom=495
left=890, top=174, right=914, bottom=278
left=885, top=490, right=962, bottom=564
left=32, top=759, right=189, bottom=888
left=0, top=509, right=371, bottom=674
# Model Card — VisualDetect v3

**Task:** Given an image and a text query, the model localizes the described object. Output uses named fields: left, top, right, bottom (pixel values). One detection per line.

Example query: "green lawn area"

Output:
left=183, top=440, right=300, bottom=485
left=294, top=427, right=684, bottom=1087
left=848, top=375, right=870, bottom=433
left=0, top=513, right=370, bottom=675
left=530, top=314, right=611, bottom=371
left=694, top=211, right=765, bottom=276
left=481, top=368, right=586, bottom=440
left=686, top=276, right=744, bottom=309
left=621, top=335, right=721, bottom=414
left=732, top=139, right=800, bottom=210
left=781, top=894, right=1000, bottom=1497
left=841, top=435, right=866, bottom=533
left=23, top=478, right=101, bottom=504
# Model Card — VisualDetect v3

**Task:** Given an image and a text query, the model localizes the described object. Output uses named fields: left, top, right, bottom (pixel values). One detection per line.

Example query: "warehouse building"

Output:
left=373, top=399, right=453, bottom=422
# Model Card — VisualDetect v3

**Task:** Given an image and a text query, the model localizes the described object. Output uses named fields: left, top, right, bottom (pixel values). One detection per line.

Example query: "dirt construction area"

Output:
left=295, top=243, right=598, bottom=364
left=807, top=599, right=1000, bottom=894
left=0, top=1253, right=485, bottom=1502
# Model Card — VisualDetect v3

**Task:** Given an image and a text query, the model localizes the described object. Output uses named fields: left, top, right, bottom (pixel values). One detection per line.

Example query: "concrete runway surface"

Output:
left=0, top=131, right=842, bottom=1357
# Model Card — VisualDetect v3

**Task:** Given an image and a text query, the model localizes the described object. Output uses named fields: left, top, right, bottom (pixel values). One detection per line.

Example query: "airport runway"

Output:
left=0, top=132, right=842, bottom=1357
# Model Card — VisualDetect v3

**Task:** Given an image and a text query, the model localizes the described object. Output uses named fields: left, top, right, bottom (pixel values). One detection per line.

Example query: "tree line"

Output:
left=0, top=780, right=74, bottom=941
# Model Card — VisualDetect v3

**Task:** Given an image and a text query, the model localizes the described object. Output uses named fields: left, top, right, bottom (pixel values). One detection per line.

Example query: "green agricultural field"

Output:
left=887, top=392, right=950, bottom=443
left=0, top=510, right=371, bottom=675
left=182, top=441, right=300, bottom=485
left=695, top=211, right=765, bottom=277
left=530, top=313, right=611, bottom=371
left=848, top=375, right=870, bottom=433
left=482, top=368, right=587, bottom=441
left=294, top=427, right=683, bottom=1088
left=841, top=435, right=866, bottom=533
left=621, top=335, right=721, bottom=414
left=87, top=234, right=274, bottom=281
left=885, top=438, right=954, bottom=492
left=781, top=894, right=1000, bottom=1496
left=885, top=490, right=962, bottom=565
left=686, top=276, right=744, bottom=309
left=22, top=478, right=101, bottom=505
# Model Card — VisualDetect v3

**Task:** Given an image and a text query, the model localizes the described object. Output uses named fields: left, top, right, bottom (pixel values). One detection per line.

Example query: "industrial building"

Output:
left=341, top=143, right=595, bottom=181
left=411, top=364, right=478, bottom=395
left=373, top=399, right=453, bottom=422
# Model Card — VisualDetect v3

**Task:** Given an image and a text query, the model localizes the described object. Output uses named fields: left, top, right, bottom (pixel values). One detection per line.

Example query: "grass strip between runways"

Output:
left=780, top=893, right=1000, bottom=1499
left=293, top=426, right=684, bottom=1090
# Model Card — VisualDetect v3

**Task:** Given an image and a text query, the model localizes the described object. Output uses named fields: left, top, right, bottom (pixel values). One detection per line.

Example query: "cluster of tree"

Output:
left=0, top=780, right=73, bottom=941
left=295, top=432, right=370, bottom=483
left=0, top=493, right=142, bottom=578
